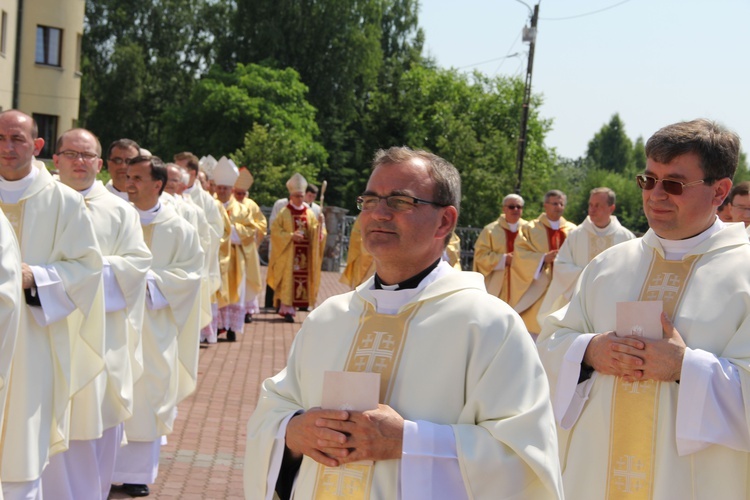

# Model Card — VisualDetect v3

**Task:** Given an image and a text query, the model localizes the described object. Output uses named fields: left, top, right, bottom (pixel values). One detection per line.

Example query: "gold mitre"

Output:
left=235, top=168, right=254, bottom=191
left=286, top=172, right=308, bottom=194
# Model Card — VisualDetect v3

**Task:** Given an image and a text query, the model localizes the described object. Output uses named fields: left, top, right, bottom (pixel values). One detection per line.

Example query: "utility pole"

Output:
left=515, top=3, right=539, bottom=195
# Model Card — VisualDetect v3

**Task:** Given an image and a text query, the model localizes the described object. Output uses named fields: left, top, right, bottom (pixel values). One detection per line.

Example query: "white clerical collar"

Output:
left=508, top=221, right=519, bottom=232
left=184, top=183, right=196, bottom=194
left=79, top=183, right=95, bottom=197
left=368, top=261, right=453, bottom=314
left=290, top=202, right=305, bottom=210
left=592, top=220, right=610, bottom=234
left=136, top=201, right=161, bottom=225
left=656, top=217, right=724, bottom=260
left=548, top=219, right=561, bottom=230
left=0, top=166, right=39, bottom=203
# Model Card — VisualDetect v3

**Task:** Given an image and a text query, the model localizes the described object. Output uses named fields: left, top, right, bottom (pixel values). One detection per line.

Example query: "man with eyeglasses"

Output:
left=0, top=110, right=104, bottom=500
left=728, top=181, right=750, bottom=234
left=537, top=187, right=635, bottom=327
left=510, top=190, right=577, bottom=336
left=42, top=128, right=152, bottom=500
left=104, top=138, right=140, bottom=200
left=537, top=119, right=750, bottom=498
left=267, top=173, right=324, bottom=323
left=473, top=193, right=528, bottom=303
left=245, top=147, right=563, bottom=499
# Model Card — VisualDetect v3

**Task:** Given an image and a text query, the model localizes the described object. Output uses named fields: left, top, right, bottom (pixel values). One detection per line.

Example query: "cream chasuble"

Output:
left=0, top=163, right=103, bottom=482
left=126, top=203, right=203, bottom=442
left=82, top=182, right=152, bottom=432
left=187, top=182, right=225, bottom=295
left=339, top=218, right=375, bottom=289
left=473, top=215, right=528, bottom=303
left=245, top=271, right=563, bottom=499
left=538, top=216, right=635, bottom=327
left=268, top=205, right=323, bottom=309
left=0, top=210, right=22, bottom=495
left=240, top=196, right=267, bottom=298
left=511, top=214, right=576, bottom=333
left=537, top=223, right=750, bottom=499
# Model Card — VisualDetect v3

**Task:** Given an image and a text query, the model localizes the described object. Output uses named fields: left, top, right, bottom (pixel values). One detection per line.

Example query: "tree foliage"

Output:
left=586, top=113, right=633, bottom=173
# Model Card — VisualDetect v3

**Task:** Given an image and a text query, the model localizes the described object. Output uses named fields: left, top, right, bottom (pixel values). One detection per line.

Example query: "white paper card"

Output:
left=616, top=300, right=663, bottom=339
left=322, top=371, right=380, bottom=412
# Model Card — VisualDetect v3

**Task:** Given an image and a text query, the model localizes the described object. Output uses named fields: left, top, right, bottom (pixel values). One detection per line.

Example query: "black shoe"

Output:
left=284, top=314, right=294, bottom=323
left=227, top=329, right=236, bottom=342
left=244, top=313, right=253, bottom=324
left=121, top=483, right=150, bottom=497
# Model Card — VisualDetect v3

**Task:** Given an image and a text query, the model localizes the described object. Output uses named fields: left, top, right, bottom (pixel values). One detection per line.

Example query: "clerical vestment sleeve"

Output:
left=28, top=264, right=76, bottom=326
left=102, top=260, right=127, bottom=313
left=676, top=348, right=750, bottom=454
left=402, top=419, right=466, bottom=499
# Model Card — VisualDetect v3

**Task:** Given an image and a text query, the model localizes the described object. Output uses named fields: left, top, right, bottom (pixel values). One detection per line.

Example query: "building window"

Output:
left=75, top=34, right=82, bottom=73
left=1, top=11, right=7, bottom=56
left=32, top=114, right=58, bottom=158
left=35, top=25, right=62, bottom=66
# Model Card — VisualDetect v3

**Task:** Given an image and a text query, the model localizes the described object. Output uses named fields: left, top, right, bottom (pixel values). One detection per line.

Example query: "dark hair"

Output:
left=544, top=189, right=566, bottom=204
left=729, top=181, right=750, bottom=204
left=106, top=138, right=140, bottom=159
left=129, top=155, right=168, bottom=195
left=174, top=152, right=200, bottom=173
left=645, top=119, right=740, bottom=182
left=306, top=184, right=319, bottom=195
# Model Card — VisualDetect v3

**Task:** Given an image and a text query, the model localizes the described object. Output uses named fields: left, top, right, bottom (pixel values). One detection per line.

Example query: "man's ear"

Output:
left=435, top=205, right=458, bottom=241
left=713, top=178, right=733, bottom=207
left=33, top=138, right=45, bottom=156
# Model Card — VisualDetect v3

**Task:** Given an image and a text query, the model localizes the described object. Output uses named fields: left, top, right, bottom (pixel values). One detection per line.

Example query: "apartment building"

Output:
left=0, top=0, right=85, bottom=157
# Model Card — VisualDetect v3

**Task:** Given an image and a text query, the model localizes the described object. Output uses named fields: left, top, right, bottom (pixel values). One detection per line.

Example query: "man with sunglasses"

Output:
left=473, top=193, right=528, bottom=303
left=245, top=147, right=563, bottom=499
left=537, top=187, right=635, bottom=326
left=510, top=190, right=577, bottom=336
left=104, top=138, right=140, bottom=200
left=537, top=119, right=750, bottom=498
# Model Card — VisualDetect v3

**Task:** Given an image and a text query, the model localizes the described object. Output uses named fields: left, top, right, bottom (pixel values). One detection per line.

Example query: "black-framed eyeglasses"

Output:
left=504, top=204, right=523, bottom=210
left=58, top=150, right=99, bottom=162
left=356, top=194, right=447, bottom=213
left=636, top=173, right=710, bottom=196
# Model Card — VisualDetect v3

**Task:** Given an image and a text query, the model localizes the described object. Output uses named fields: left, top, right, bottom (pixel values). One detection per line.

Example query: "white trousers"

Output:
left=2, top=479, right=41, bottom=500
left=112, top=439, right=161, bottom=484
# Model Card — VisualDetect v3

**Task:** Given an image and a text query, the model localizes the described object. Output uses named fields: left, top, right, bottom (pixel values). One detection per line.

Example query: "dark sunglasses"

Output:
left=636, top=173, right=711, bottom=196
left=504, top=205, right=523, bottom=210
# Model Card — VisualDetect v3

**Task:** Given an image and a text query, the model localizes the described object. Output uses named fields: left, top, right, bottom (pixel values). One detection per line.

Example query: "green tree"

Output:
left=586, top=113, right=633, bottom=173
left=80, top=0, right=214, bottom=149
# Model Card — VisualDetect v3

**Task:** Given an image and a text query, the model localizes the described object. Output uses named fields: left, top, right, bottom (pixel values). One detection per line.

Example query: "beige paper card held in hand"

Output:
left=322, top=371, right=380, bottom=466
left=616, top=300, right=663, bottom=339
left=322, top=371, right=380, bottom=412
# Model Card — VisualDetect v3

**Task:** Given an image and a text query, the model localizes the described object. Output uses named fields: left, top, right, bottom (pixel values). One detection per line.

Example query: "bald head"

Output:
left=0, top=110, right=44, bottom=180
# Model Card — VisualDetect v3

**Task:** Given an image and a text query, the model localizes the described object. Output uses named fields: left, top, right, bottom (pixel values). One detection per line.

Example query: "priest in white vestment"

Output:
left=103, top=138, right=140, bottom=201
left=245, top=146, right=563, bottom=499
left=536, top=119, right=750, bottom=499
left=0, top=111, right=104, bottom=500
left=111, top=156, right=203, bottom=498
left=0, top=209, right=22, bottom=500
left=537, top=187, right=635, bottom=326
left=42, top=128, right=152, bottom=500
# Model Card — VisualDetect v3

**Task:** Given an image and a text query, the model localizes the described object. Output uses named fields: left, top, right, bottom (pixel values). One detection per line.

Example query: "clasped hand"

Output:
left=583, top=312, right=686, bottom=382
left=285, top=404, right=404, bottom=467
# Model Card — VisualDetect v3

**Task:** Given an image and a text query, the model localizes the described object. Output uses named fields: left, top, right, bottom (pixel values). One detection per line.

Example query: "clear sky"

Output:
left=419, top=0, right=749, bottom=160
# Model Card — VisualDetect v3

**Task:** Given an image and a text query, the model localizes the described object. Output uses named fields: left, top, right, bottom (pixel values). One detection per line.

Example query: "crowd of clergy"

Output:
left=3, top=107, right=750, bottom=500
left=0, top=109, right=333, bottom=500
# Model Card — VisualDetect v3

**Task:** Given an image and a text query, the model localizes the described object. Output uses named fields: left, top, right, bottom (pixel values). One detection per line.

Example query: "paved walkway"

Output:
left=110, top=270, right=350, bottom=499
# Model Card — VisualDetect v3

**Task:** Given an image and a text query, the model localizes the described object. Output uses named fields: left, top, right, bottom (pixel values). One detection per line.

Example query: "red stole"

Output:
left=289, top=204, right=312, bottom=307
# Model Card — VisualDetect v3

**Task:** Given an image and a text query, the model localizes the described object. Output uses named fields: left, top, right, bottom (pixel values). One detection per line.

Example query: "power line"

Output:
left=457, top=51, right=522, bottom=71
left=540, top=0, right=634, bottom=21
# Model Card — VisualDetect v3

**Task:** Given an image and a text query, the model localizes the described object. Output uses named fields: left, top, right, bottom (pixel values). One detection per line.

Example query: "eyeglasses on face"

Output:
left=107, top=157, right=135, bottom=165
left=636, top=173, right=710, bottom=196
left=58, top=150, right=99, bottom=162
left=356, top=194, right=446, bottom=213
left=504, top=205, right=523, bottom=210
